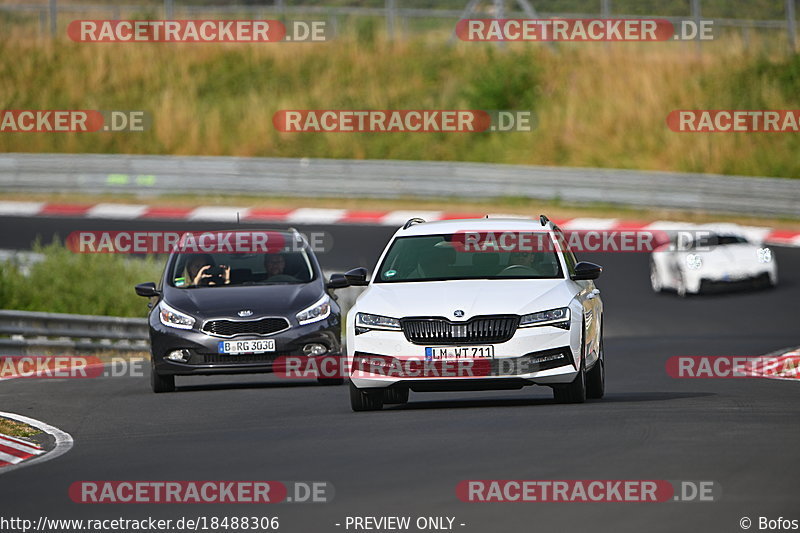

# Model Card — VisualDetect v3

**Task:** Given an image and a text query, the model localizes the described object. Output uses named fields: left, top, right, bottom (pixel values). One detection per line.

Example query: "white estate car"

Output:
left=650, top=232, right=777, bottom=296
left=331, top=216, right=605, bottom=411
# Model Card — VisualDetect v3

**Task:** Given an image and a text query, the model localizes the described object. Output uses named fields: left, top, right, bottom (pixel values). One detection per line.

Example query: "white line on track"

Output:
left=0, top=411, right=73, bottom=475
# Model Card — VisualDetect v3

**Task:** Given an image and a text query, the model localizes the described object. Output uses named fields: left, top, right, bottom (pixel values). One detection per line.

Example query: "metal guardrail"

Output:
left=0, top=310, right=149, bottom=356
left=1, top=1, right=798, bottom=47
left=1, top=153, right=798, bottom=217
left=0, top=279, right=364, bottom=356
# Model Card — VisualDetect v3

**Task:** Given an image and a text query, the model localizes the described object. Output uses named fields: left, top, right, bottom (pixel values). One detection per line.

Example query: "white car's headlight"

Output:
left=757, top=247, right=772, bottom=263
left=296, top=295, right=331, bottom=325
left=159, top=301, right=195, bottom=330
left=519, top=307, right=570, bottom=327
left=685, top=253, right=703, bottom=270
left=355, top=312, right=401, bottom=330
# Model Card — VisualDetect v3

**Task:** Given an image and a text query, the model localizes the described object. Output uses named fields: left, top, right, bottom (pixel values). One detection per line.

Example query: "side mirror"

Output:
left=326, top=273, right=350, bottom=290
left=135, top=282, right=160, bottom=297
left=344, top=267, right=369, bottom=286
left=571, top=262, right=602, bottom=281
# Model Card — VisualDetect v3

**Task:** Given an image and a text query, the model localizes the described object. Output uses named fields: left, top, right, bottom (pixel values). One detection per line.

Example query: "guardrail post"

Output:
left=386, top=0, right=397, bottom=41
left=601, top=0, right=611, bottom=50
left=788, top=0, right=798, bottom=53
left=691, top=0, right=702, bottom=55
left=601, top=0, right=611, bottom=18
left=49, top=0, right=57, bottom=37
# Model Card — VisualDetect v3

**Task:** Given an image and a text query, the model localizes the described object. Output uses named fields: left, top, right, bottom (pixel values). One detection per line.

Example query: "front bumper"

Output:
left=684, top=265, right=776, bottom=293
left=347, top=321, right=581, bottom=390
left=149, top=313, right=341, bottom=376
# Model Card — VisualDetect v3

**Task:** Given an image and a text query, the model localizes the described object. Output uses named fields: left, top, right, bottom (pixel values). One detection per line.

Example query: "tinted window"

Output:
left=169, top=250, right=315, bottom=288
left=375, top=234, right=564, bottom=283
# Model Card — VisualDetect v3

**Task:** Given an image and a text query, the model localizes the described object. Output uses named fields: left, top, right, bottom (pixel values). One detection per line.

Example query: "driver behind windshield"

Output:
left=263, top=253, right=287, bottom=278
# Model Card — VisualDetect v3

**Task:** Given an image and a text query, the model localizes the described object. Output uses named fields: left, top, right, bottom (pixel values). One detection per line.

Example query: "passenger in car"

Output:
left=186, top=254, right=230, bottom=286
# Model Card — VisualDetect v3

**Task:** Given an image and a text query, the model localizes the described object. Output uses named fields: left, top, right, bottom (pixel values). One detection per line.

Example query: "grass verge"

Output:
left=0, top=417, right=41, bottom=439
left=0, top=31, right=798, bottom=178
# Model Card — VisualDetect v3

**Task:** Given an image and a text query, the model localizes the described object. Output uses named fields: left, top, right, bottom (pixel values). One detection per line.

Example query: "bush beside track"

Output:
left=0, top=241, right=162, bottom=318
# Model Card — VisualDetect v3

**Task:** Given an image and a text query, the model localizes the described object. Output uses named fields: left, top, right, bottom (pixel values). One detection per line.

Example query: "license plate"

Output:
left=218, top=339, right=276, bottom=355
left=425, top=346, right=494, bottom=360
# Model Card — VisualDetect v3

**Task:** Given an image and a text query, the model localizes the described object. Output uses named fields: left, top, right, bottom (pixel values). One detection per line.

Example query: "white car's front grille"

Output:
left=400, top=315, right=520, bottom=345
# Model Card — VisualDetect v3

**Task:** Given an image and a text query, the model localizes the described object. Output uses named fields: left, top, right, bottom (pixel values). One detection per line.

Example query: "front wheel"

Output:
left=553, top=359, right=586, bottom=404
left=586, top=334, right=604, bottom=399
left=350, top=382, right=384, bottom=411
left=650, top=260, right=663, bottom=293
left=151, top=361, right=175, bottom=393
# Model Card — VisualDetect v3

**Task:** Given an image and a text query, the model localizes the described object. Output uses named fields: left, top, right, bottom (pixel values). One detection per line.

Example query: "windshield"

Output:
left=691, top=234, right=749, bottom=248
left=169, top=249, right=315, bottom=288
left=375, top=234, right=564, bottom=283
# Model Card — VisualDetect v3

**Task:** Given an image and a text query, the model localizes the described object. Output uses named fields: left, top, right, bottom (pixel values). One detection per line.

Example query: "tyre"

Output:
left=151, top=361, right=175, bottom=393
left=650, top=260, right=663, bottom=293
left=350, top=381, right=384, bottom=411
left=553, top=359, right=586, bottom=404
left=586, top=333, right=604, bottom=399
left=317, top=377, right=345, bottom=386
left=383, top=387, right=409, bottom=405
left=676, top=272, right=687, bottom=297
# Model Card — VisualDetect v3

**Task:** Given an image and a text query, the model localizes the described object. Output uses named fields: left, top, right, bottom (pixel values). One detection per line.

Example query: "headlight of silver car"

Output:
left=519, top=307, right=570, bottom=328
left=757, top=247, right=772, bottom=263
left=355, top=312, right=401, bottom=331
left=296, top=295, right=331, bottom=325
left=158, top=301, right=195, bottom=330
left=686, top=253, right=703, bottom=270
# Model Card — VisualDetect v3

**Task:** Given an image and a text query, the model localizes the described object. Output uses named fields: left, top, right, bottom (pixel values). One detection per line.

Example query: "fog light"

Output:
left=303, top=343, right=328, bottom=356
left=530, top=353, right=565, bottom=365
left=166, top=349, right=191, bottom=363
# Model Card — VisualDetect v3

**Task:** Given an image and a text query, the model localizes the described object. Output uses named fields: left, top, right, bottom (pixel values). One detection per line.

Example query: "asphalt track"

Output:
left=1, top=215, right=799, bottom=533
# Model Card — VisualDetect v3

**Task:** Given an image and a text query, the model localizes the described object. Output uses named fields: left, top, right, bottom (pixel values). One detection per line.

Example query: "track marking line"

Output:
left=0, top=412, right=73, bottom=475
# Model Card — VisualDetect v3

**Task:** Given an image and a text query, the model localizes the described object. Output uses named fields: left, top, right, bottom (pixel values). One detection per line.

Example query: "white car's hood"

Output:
left=355, top=279, right=576, bottom=319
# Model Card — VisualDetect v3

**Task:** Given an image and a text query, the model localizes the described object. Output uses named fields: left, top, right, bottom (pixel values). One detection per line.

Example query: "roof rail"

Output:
left=539, top=214, right=550, bottom=226
left=403, top=218, right=426, bottom=230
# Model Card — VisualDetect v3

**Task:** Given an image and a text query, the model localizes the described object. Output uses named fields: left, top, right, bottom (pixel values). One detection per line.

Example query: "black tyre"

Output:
left=650, top=260, right=663, bottom=293
left=317, top=377, right=345, bottom=386
left=553, top=359, right=586, bottom=404
left=383, top=387, right=409, bottom=405
left=151, top=361, right=175, bottom=393
left=586, top=333, right=605, bottom=399
left=349, top=382, right=384, bottom=411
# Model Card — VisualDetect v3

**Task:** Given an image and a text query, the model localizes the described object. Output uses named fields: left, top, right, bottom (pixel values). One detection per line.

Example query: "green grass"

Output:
left=0, top=30, right=799, bottom=177
left=0, top=418, right=41, bottom=439
left=0, top=240, right=163, bottom=317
